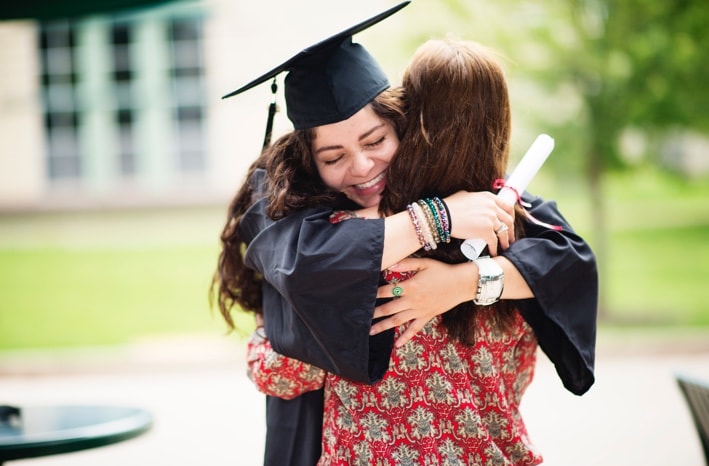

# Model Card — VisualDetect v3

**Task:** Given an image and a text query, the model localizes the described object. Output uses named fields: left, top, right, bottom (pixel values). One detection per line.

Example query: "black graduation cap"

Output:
left=222, top=1, right=410, bottom=146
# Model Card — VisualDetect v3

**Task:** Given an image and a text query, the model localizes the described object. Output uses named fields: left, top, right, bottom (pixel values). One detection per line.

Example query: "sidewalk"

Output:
left=1, top=330, right=708, bottom=466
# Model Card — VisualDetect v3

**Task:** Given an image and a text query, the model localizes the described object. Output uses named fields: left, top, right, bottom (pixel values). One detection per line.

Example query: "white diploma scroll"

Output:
left=460, top=134, right=555, bottom=260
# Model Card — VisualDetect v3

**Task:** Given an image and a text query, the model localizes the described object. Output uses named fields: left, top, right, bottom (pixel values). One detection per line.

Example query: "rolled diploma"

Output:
left=460, top=134, right=555, bottom=260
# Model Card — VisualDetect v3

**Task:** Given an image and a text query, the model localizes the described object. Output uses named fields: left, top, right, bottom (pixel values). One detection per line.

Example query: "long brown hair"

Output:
left=380, top=38, right=523, bottom=343
left=212, top=88, right=406, bottom=329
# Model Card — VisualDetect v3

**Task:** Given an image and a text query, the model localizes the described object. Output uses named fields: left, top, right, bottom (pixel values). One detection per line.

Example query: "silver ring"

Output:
left=495, top=224, right=509, bottom=235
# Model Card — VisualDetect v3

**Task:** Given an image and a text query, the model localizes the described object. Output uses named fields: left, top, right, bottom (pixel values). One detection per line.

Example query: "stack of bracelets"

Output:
left=406, top=197, right=451, bottom=251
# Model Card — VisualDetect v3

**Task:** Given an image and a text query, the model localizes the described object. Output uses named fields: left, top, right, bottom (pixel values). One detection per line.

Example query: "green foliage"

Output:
left=412, top=0, right=709, bottom=173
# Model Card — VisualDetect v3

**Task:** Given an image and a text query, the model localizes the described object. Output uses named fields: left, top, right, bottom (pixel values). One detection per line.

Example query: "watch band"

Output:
left=472, top=256, right=504, bottom=306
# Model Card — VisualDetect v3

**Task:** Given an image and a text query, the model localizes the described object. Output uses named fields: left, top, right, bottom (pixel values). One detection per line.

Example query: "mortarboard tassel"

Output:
left=262, top=78, right=279, bottom=150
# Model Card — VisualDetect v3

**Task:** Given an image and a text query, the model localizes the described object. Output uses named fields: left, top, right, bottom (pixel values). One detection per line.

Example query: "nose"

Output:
left=350, top=151, right=374, bottom=177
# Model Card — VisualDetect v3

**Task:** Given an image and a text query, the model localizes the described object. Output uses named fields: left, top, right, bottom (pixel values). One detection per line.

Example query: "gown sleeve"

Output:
left=239, top=172, right=394, bottom=384
left=501, top=191, right=599, bottom=396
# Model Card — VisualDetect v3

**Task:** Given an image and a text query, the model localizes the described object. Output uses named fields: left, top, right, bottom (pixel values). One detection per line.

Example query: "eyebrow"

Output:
left=313, top=123, right=385, bottom=155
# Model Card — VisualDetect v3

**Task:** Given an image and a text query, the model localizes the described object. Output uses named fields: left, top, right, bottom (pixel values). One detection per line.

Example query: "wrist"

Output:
left=458, top=262, right=480, bottom=302
left=471, top=256, right=504, bottom=306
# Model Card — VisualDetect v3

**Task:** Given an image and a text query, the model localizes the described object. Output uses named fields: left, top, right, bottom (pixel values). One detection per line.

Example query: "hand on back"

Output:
left=443, top=190, right=515, bottom=256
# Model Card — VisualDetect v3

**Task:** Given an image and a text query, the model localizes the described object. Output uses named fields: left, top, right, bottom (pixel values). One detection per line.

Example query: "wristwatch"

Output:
left=472, top=256, right=504, bottom=306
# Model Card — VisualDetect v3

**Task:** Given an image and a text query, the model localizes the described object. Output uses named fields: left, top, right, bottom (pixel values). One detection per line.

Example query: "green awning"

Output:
left=0, top=0, right=178, bottom=21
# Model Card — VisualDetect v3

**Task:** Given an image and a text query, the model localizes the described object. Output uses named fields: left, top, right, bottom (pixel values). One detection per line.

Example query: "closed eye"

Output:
left=322, top=154, right=344, bottom=166
left=366, top=136, right=385, bottom=148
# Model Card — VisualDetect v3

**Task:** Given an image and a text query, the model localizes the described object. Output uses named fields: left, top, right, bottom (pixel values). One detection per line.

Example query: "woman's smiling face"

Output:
left=311, top=105, right=400, bottom=208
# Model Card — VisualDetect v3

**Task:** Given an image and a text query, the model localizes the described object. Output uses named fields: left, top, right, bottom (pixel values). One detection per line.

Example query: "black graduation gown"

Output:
left=501, top=192, right=598, bottom=395
left=263, top=389, right=323, bottom=466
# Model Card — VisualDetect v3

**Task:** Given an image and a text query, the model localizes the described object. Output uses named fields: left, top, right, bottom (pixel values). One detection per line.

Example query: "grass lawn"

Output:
left=603, top=224, right=709, bottom=325
left=0, top=207, right=253, bottom=351
left=0, top=168, right=707, bottom=351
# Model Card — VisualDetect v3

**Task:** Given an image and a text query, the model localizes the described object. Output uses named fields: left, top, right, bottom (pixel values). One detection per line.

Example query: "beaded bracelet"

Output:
left=412, top=201, right=437, bottom=250
left=406, top=196, right=451, bottom=251
left=434, top=197, right=451, bottom=240
left=416, top=200, right=440, bottom=244
left=423, top=198, right=446, bottom=243
left=431, top=197, right=451, bottom=243
left=407, top=203, right=431, bottom=251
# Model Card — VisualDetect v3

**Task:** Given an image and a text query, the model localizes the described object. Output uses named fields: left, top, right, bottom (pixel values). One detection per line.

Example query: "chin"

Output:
left=358, top=196, right=381, bottom=209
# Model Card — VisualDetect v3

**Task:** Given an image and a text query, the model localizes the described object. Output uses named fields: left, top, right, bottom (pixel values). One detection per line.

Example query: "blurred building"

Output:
left=0, top=0, right=400, bottom=211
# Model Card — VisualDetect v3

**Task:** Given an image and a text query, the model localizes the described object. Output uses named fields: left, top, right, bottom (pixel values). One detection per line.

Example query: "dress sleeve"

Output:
left=239, top=194, right=395, bottom=384
left=246, top=329, right=326, bottom=400
left=501, top=191, right=599, bottom=396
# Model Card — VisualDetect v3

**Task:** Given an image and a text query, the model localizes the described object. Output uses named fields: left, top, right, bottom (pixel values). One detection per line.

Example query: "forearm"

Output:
left=381, top=210, right=423, bottom=270
left=447, top=258, right=534, bottom=301
left=375, top=189, right=519, bottom=271
left=411, top=258, right=532, bottom=305
left=497, top=257, right=533, bottom=299
left=246, top=328, right=326, bottom=400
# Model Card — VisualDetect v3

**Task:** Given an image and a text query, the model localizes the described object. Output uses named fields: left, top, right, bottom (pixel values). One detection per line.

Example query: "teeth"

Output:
left=356, top=172, right=385, bottom=189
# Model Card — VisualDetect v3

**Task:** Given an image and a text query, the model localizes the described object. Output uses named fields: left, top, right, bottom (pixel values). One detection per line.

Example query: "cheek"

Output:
left=380, top=140, right=398, bottom=165
left=316, top=165, right=342, bottom=191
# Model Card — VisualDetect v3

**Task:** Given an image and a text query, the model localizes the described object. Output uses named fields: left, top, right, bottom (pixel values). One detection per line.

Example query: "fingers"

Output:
left=495, top=197, right=516, bottom=247
left=370, top=303, right=413, bottom=334
left=444, top=191, right=516, bottom=250
left=369, top=313, right=434, bottom=349
left=394, top=320, right=427, bottom=348
left=372, top=298, right=401, bottom=319
left=377, top=258, right=428, bottom=300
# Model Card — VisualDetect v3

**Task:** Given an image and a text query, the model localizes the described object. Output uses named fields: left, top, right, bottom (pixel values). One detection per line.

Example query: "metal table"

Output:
left=0, top=405, right=153, bottom=464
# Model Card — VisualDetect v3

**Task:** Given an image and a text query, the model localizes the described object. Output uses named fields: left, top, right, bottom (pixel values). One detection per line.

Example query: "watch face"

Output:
left=473, top=257, right=504, bottom=305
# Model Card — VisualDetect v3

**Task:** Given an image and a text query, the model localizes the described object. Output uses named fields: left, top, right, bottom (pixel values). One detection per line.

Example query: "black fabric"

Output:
left=221, top=2, right=410, bottom=129
left=0, top=0, right=176, bottom=20
left=263, top=390, right=323, bottom=466
left=501, top=191, right=598, bottom=395
left=240, top=171, right=393, bottom=384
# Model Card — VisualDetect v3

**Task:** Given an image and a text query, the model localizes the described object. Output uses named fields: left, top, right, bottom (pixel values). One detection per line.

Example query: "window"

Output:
left=111, top=21, right=137, bottom=176
left=169, top=17, right=206, bottom=172
left=39, top=21, right=81, bottom=180
left=38, top=11, right=207, bottom=190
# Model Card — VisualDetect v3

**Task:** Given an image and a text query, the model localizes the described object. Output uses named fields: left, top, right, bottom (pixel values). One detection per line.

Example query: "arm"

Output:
left=247, top=323, right=326, bottom=400
left=242, top=200, right=390, bottom=383
left=359, top=190, right=516, bottom=268
left=371, top=191, right=598, bottom=395
left=370, top=255, right=531, bottom=346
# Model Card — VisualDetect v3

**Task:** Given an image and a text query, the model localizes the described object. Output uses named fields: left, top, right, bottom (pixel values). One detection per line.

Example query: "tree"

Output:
left=536, top=0, right=709, bottom=312
left=404, top=0, right=709, bottom=314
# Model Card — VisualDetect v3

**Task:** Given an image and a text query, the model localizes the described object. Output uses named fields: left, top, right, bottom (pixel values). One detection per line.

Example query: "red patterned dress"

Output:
left=246, top=213, right=542, bottom=466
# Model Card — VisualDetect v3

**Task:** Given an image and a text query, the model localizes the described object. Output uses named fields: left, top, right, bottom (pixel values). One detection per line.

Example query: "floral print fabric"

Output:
left=320, top=312, right=541, bottom=466
left=246, top=211, right=543, bottom=465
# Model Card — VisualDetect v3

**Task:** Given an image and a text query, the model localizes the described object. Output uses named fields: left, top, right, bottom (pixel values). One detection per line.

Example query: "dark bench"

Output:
left=676, top=374, right=709, bottom=465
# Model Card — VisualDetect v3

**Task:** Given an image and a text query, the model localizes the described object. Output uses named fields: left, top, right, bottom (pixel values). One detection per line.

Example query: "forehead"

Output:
left=312, top=105, right=383, bottom=143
